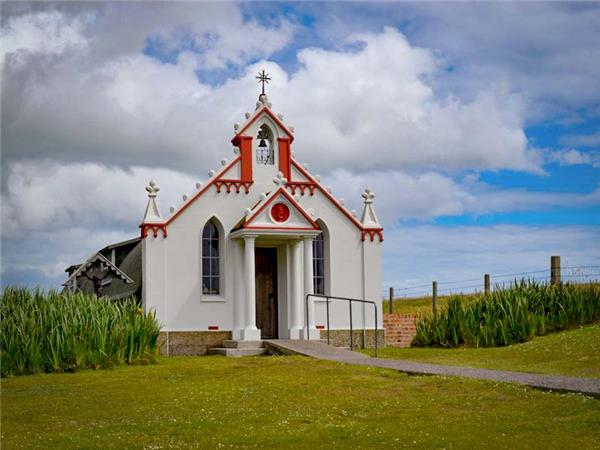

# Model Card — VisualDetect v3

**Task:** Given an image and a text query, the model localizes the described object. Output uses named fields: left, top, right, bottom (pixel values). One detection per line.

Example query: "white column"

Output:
left=232, top=239, right=245, bottom=340
left=303, top=236, right=318, bottom=339
left=242, top=236, right=261, bottom=341
left=289, top=239, right=303, bottom=339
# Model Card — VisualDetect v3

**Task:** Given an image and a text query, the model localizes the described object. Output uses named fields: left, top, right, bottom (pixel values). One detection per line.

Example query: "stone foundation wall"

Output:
left=383, top=314, right=418, bottom=347
left=319, top=329, right=385, bottom=349
left=158, top=331, right=232, bottom=356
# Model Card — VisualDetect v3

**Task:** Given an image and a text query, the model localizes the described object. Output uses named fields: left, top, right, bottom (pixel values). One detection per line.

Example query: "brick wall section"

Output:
left=383, top=313, right=418, bottom=347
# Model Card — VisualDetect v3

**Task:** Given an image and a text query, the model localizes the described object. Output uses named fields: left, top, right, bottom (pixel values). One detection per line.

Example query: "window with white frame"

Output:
left=313, top=232, right=325, bottom=295
left=202, top=221, right=220, bottom=295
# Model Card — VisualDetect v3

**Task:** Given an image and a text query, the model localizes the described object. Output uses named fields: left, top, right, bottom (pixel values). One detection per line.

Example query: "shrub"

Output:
left=0, top=287, right=161, bottom=377
left=413, top=281, right=600, bottom=348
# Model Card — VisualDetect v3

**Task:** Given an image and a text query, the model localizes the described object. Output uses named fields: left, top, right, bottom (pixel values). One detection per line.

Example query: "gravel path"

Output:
left=265, top=340, right=600, bottom=396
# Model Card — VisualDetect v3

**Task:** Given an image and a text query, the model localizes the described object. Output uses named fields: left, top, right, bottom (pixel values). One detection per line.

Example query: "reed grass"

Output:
left=0, top=287, right=161, bottom=377
left=413, top=281, right=600, bottom=347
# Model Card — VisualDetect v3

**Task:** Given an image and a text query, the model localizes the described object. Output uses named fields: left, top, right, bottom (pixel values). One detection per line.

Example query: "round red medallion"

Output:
left=271, top=203, right=290, bottom=223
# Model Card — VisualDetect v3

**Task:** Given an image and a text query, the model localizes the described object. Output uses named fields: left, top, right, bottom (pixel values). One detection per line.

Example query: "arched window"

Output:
left=256, top=124, right=274, bottom=165
left=313, top=232, right=325, bottom=295
left=202, top=221, right=220, bottom=295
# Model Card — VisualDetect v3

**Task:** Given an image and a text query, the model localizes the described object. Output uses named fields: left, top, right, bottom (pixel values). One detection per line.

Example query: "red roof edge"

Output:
left=290, top=160, right=369, bottom=231
left=165, top=156, right=242, bottom=226
left=231, top=106, right=295, bottom=144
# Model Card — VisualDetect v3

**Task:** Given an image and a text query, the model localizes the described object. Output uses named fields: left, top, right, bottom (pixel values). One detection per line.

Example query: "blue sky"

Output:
left=1, top=2, right=599, bottom=291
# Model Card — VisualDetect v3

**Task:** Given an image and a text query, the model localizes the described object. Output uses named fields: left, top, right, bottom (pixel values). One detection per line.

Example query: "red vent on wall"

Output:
left=208, top=326, right=219, bottom=331
left=316, top=325, right=325, bottom=330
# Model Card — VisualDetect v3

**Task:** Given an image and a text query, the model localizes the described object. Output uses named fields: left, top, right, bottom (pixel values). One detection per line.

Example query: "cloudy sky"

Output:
left=2, top=2, right=599, bottom=295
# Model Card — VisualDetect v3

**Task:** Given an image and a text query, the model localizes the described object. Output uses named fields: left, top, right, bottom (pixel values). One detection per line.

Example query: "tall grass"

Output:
left=413, top=281, right=600, bottom=348
left=1, top=287, right=161, bottom=377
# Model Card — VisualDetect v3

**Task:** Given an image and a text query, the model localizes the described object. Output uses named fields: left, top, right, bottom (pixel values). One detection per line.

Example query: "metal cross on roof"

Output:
left=256, top=70, right=271, bottom=95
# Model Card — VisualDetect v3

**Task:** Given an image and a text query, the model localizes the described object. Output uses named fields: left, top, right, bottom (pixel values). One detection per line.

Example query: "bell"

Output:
left=259, top=139, right=267, bottom=147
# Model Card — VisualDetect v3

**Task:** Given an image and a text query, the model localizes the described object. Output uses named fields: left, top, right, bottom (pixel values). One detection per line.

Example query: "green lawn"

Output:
left=2, top=356, right=599, bottom=449
left=364, top=323, right=600, bottom=378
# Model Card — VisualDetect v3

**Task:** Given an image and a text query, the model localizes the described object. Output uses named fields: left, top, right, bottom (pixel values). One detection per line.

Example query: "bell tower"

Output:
left=231, top=71, right=294, bottom=188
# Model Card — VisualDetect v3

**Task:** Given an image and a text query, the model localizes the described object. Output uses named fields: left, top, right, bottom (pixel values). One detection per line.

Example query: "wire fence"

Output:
left=382, top=260, right=600, bottom=301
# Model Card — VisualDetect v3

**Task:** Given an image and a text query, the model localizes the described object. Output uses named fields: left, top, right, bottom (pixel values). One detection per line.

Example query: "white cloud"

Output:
left=546, top=149, right=600, bottom=168
left=382, top=225, right=600, bottom=293
left=3, top=24, right=538, bottom=175
left=1, top=161, right=197, bottom=238
left=0, top=10, right=89, bottom=67
left=324, top=169, right=600, bottom=225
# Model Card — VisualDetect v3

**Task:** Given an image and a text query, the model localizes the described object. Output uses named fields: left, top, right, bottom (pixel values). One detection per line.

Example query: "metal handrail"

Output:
left=305, top=293, right=378, bottom=357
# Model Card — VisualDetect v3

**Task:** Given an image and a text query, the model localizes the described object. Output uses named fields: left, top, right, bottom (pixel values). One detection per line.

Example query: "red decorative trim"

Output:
left=244, top=226, right=318, bottom=231
left=232, top=106, right=294, bottom=143
left=316, top=325, right=325, bottom=330
left=235, top=135, right=253, bottom=183
left=244, top=187, right=319, bottom=230
left=166, top=156, right=241, bottom=226
left=361, top=229, right=384, bottom=242
left=291, top=160, right=364, bottom=230
left=140, top=223, right=168, bottom=239
left=278, top=137, right=292, bottom=181
left=208, top=325, right=219, bottom=331
left=287, top=181, right=316, bottom=196
left=214, top=179, right=253, bottom=194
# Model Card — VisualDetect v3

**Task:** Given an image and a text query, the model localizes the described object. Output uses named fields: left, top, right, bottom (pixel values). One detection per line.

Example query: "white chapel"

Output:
left=67, top=76, right=384, bottom=355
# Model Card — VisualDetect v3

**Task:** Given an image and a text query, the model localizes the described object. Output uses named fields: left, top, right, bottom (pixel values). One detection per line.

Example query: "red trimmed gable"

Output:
left=243, top=187, right=319, bottom=231
left=232, top=105, right=294, bottom=144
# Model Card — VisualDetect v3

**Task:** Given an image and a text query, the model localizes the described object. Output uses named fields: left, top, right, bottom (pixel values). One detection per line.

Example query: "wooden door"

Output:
left=255, top=248, right=278, bottom=339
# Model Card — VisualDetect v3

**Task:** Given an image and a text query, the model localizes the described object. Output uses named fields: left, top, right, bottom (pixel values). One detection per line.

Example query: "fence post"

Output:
left=432, top=281, right=438, bottom=315
left=484, top=274, right=490, bottom=294
left=388, top=287, right=394, bottom=314
left=551, top=255, right=561, bottom=285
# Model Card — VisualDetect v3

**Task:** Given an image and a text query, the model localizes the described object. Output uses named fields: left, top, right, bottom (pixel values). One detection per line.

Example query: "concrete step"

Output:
left=208, top=347, right=267, bottom=357
left=222, top=340, right=265, bottom=349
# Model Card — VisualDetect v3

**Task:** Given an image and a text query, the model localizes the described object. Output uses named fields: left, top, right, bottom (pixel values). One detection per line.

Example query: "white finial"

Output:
left=289, top=126, right=295, bottom=133
left=260, top=193, right=267, bottom=201
left=208, top=170, right=215, bottom=177
left=244, top=208, right=252, bottom=216
left=221, top=158, right=228, bottom=166
left=233, top=147, right=240, bottom=155
left=245, top=112, right=251, bottom=119
left=272, top=171, right=287, bottom=186
left=339, top=198, right=345, bottom=206
left=351, top=209, right=357, bottom=217
left=315, top=175, right=321, bottom=182
left=170, top=206, right=175, bottom=213
left=182, top=194, right=188, bottom=201
left=291, top=150, right=296, bottom=157
left=326, top=186, right=332, bottom=193
left=142, top=179, right=163, bottom=223
left=302, top=163, right=308, bottom=170
left=234, top=123, right=240, bottom=131
left=256, top=93, right=272, bottom=110
left=196, top=182, right=202, bottom=189
left=277, top=113, right=283, bottom=120
left=360, top=187, right=381, bottom=229
left=362, top=187, right=375, bottom=204
left=145, top=179, right=160, bottom=198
